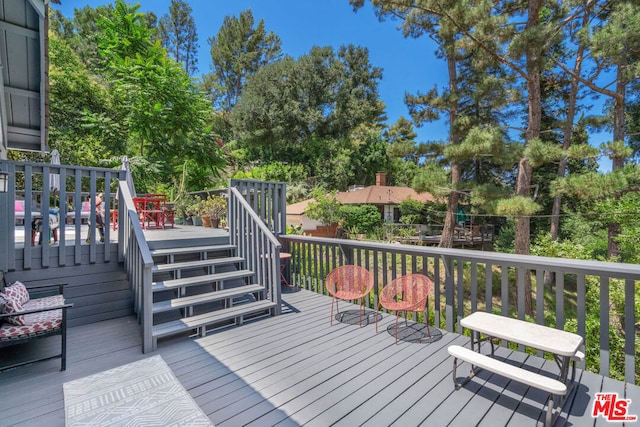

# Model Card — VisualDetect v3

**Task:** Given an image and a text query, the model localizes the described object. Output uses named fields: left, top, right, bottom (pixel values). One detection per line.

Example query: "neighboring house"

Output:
left=286, top=173, right=437, bottom=236
left=0, top=0, right=49, bottom=159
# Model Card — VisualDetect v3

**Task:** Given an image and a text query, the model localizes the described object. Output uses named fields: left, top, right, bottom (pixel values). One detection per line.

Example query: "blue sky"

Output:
left=54, top=1, right=613, bottom=170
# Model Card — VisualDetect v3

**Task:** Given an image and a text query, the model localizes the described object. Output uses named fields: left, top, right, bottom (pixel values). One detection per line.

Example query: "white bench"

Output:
left=448, top=345, right=566, bottom=426
left=448, top=345, right=568, bottom=395
left=450, top=312, right=585, bottom=426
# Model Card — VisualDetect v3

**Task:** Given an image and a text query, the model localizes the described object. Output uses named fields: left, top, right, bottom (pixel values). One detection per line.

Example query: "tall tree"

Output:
left=203, top=9, right=282, bottom=113
left=353, top=0, right=515, bottom=248
left=548, top=1, right=590, bottom=243
left=48, top=32, right=123, bottom=166
left=158, top=0, right=199, bottom=75
left=96, top=0, right=225, bottom=185
left=231, top=45, right=386, bottom=189
left=552, top=0, right=640, bottom=259
left=354, top=0, right=571, bottom=314
left=385, top=117, right=420, bottom=165
left=50, top=4, right=158, bottom=73
left=51, top=4, right=113, bottom=72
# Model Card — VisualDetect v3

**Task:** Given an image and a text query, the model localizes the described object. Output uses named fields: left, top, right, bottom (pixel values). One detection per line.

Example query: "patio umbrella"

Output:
left=49, top=149, right=60, bottom=194
left=49, top=149, right=61, bottom=208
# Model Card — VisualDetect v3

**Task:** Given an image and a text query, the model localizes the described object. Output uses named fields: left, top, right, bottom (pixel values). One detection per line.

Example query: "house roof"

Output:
left=287, top=185, right=436, bottom=216
left=287, top=198, right=314, bottom=216
left=0, top=0, right=48, bottom=157
left=335, top=185, right=435, bottom=205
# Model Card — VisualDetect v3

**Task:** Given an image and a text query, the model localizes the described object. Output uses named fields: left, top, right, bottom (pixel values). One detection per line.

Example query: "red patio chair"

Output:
left=325, top=265, right=374, bottom=327
left=377, top=274, right=433, bottom=344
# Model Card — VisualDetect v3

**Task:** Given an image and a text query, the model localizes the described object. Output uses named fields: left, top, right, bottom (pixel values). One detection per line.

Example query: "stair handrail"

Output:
left=228, top=186, right=282, bottom=314
left=116, top=180, right=154, bottom=352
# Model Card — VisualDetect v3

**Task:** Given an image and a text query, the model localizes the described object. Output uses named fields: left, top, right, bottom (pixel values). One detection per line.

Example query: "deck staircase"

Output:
left=148, top=235, right=277, bottom=345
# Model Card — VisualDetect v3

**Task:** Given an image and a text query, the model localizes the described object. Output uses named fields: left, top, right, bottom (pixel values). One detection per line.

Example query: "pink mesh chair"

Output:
left=377, top=274, right=433, bottom=344
left=325, top=265, right=374, bottom=327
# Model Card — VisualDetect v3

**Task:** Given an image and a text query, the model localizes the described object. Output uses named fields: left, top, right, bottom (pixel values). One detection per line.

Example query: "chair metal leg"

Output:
left=331, top=297, right=335, bottom=326
left=395, top=313, right=399, bottom=345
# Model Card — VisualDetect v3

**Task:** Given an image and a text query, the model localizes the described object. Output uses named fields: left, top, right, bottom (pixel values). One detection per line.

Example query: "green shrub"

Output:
left=340, top=204, right=381, bottom=235
left=493, top=221, right=515, bottom=253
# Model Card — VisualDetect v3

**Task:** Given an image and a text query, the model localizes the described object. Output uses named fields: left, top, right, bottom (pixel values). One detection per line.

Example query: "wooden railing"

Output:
left=115, top=180, right=154, bottom=353
left=279, top=234, right=640, bottom=384
left=229, top=179, right=287, bottom=236
left=228, top=186, right=282, bottom=315
left=0, top=160, right=122, bottom=271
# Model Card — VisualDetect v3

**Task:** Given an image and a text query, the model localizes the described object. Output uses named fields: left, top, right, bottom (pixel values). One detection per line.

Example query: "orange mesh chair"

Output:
left=325, top=265, right=374, bottom=327
left=377, top=274, right=433, bottom=344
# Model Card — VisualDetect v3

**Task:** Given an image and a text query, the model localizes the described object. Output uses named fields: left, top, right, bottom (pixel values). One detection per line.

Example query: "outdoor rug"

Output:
left=63, top=355, right=213, bottom=426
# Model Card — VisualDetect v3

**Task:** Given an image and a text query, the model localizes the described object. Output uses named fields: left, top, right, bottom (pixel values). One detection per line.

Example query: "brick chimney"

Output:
left=376, top=172, right=386, bottom=186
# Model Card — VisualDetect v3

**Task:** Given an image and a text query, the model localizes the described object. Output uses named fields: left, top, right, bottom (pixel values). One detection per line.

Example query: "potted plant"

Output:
left=189, top=196, right=203, bottom=225
left=197, top=196, right=213, bottom=227
left=173, top=193, right=196, bottom=225
left=202, top=195, right=227, bottom=228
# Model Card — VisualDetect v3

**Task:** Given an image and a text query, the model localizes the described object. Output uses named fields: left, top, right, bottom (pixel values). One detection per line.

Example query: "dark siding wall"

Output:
left=5, top=243, right=132, bottom=327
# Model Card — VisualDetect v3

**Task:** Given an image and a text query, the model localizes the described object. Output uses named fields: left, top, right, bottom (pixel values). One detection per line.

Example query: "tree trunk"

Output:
left=439, top=38, right=460, bottom=248
left=440, top=165, right=461, bottom=248
left=547, top=11, right=587, bottom=289
left=607, top=64, right=626, bottom=260
left=550, top=29, right=585, bottom=241
left=516, top=0, right=543, bottom=316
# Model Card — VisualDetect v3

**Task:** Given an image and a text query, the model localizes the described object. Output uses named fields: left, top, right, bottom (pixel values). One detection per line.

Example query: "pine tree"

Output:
left=158, top=0, right=199, bottom=75
left=203, top=9, right=282, bottom=113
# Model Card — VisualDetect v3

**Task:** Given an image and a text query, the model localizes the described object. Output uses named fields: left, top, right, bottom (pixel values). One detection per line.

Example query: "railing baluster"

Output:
left=556, top=272, right=565, bottom=330
left=444, top=255, right=454, bottom=332
left=535, top=269, right=545, bottom=357
left=485, top=262, right=492, bottom=313
left=600, top=276, right=610, bottom=377
left=23, top=165, right=33, bottom=270
left=88, top=170, right=97, bottom=264
left=624, top=278, right=635, bottom=383
left=516, top=268, right=525, bottom=321
left=457, top=260, right=464, bottom=334
left=576, top=273, right=586, bottom=338
left=73, top=171, right=82, bottom=265
left=516, top=268, right=525, bottom=351
left=434, top=258, right=441, bottom=329
left=501, top=265, right=509, bottom=347
left=470, top=261, right=478, bottom=313
left=58, top=167, right=68, bottom=265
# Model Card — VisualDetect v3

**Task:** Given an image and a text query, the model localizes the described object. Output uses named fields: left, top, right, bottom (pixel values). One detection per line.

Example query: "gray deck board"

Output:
left=356, top=334, right=465, bottom=426
left=507, top=356, right=557, bottom=426
left=0, top=289, right=632, bottom=427
left=594, top=375, right=628, bottom=427
left=478, top=350, right=539, bottom=426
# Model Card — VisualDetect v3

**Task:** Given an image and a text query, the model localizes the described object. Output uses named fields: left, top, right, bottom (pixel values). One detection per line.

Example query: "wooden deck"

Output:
left=1, top=289, right=638, bottom=426
left=12, top=223, right=229, bottom=246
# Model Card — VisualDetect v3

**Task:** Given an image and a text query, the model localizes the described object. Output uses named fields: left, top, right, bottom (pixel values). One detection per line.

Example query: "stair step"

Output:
left=152, top=300, right=277, bottom=338
left=152, top=284, right=265, bottom=314
left=150, top=244, right=236, bottom=258
left=152, top=269, right=254, bottom=292
left=152, top=256, right=245, bottom=273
